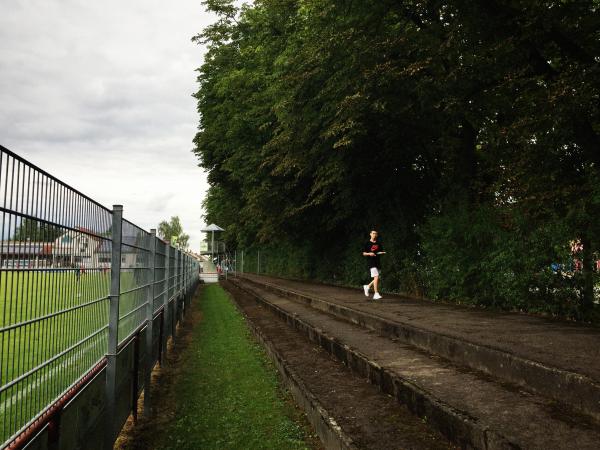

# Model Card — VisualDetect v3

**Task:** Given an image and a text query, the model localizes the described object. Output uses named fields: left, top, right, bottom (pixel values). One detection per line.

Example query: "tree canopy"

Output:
left=194, top=0, right=600, bottom=321
left=158, top=216, right=190, bottom=250
left=13, top=218, right=62, bottom=242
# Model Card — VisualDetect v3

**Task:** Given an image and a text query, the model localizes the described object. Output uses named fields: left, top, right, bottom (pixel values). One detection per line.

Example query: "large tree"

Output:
left=194, top=0, right=600, bottom=320
left=13, top=218, right=62, bottom=242
left=158, top=216, right=190, bottom=250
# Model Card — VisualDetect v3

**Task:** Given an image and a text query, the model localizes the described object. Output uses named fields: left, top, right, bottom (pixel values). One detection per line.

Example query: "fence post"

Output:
left=105, top=205, right=123, bottom=450
left=161, top=244, right=171, bottom=366
left=258, top=250, right=260, bottom=274
left=178, top=251, right=183, bottom=320
left=180, top=253, right=184, bottom=317
left=179, top=251, right=183, bottom=294
left=172, top=248, right=179, bottom=341
left=187, top=254, right=191, bottom=305
left=144, top=229, right=157, bottom=416
left=183, top=253, right=188, bottom=314
left=179, top=251, right=185, bottom=319
left=181, top=252, right=187, bottom=312
left=187, top=256, right=192, bottom=307
left=241, top=250, right=244, bottom=275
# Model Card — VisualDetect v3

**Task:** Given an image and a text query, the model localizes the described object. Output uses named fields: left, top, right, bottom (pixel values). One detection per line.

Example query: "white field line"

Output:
left=0, top=338, right=103, bottom=415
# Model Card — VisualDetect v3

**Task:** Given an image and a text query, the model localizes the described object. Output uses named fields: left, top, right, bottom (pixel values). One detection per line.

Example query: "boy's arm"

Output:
left=362, top=246, right=375, bottom=256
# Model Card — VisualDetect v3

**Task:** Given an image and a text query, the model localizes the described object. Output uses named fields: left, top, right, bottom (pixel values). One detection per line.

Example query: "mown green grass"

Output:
left=0, top=269, right=149, bottom=443
left=154, top=285, right=311, bottom=450
left=0, top=271, right=152, bottom=381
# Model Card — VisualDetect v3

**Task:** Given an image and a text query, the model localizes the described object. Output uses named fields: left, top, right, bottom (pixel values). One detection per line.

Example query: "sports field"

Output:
left=0, top=269, right=151, bottom=443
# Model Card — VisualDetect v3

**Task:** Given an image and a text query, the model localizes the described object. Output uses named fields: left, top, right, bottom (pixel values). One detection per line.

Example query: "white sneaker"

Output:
left=363, top=285, right=369, bottom=297
left=373, top=293, right=382, bottom=300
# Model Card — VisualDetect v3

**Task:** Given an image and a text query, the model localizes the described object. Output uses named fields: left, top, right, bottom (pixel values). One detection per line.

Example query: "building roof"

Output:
left=0, top=242, right=53, bottom=255
left=201, top=224, right=225, bottom=232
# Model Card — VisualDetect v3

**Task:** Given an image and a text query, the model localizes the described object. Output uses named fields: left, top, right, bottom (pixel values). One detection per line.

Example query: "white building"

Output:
left=52, top=228, right=108, bottom=268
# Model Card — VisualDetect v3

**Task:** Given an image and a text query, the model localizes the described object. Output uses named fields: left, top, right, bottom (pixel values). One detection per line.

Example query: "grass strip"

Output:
left=154, top=284, right=311, bottom=450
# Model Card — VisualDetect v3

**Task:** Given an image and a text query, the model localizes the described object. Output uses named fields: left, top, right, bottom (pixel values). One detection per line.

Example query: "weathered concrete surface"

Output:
left=224, top=281, right=456, bottom=450
left=231, top=277, right=600, bottom=450
left=240, top=274, right=600, bottom=422
left=228, top=286, right=358, bottom=450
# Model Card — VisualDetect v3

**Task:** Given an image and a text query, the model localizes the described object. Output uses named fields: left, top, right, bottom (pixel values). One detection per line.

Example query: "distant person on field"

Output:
left=362, top=230, right=385, bottom=300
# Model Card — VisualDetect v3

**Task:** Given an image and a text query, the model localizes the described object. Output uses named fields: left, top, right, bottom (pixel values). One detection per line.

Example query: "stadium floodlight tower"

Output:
left=201, top=223, right=225, bottom=261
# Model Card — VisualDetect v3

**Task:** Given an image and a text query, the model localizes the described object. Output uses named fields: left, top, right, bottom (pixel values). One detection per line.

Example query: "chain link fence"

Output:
left=0, top=145, right=199, bottom=449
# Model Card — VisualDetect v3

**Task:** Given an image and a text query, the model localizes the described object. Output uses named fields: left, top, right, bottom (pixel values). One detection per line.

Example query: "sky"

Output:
left=0, top=1, right=216, bottom=251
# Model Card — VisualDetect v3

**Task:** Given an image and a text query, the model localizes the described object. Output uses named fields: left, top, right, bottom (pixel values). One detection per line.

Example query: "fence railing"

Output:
left=0, top=145, right=199, bottom=450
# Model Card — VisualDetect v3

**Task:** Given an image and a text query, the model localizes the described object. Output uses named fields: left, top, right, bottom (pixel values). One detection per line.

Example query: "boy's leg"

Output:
left=364, top=273, right=373, bottom=297
left=366, top=267, right=375, bottom=289
left=372, top=267, right=382, bottom=299
left=369, top=267, right=380, bottom=291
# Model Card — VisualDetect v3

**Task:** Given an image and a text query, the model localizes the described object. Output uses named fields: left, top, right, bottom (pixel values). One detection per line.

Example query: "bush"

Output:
left=419, top=202, right=593, bottom=319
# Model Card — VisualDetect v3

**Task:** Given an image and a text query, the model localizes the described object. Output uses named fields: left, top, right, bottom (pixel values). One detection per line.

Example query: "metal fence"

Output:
left=0, top=145, right=200, bottom=450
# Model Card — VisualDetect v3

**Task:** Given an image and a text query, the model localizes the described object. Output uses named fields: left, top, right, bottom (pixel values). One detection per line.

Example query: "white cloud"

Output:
left=0, top=0, right=216, bottom=251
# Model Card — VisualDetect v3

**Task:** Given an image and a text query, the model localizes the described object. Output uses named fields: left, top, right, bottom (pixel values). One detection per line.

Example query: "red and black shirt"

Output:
left=363, top=240, right=384, bottom=268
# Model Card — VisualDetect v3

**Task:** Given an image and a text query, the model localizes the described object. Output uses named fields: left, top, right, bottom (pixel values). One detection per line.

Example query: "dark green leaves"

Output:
left=194, top=0, right=600, bottom=321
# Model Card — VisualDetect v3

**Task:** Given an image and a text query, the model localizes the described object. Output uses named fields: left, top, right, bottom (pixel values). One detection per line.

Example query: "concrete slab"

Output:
left=231, top=277, right=600, bottom=450
left=241, top=274, right=600, bottom=422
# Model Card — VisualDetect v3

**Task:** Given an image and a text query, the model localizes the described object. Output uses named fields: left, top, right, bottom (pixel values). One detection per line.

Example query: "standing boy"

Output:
left=362, top=230, right=385, bottom=300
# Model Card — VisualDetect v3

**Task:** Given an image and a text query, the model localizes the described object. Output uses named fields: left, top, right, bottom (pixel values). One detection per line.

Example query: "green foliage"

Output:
left=158, top=216, right=190, bottom=249
left=419, top=203, right=581, bottom=312
left=195, top=0, right=600, bottom=321
left=13, top=218, right=62, bottom=242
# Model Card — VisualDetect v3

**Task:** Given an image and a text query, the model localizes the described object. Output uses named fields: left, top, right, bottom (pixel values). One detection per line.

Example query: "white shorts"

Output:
left=370, top=267, right=380, bottom=278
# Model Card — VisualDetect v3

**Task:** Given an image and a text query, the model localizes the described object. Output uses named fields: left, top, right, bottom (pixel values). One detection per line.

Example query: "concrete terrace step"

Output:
left=239, top=274, right=600, bottom=423
left=230, top=277, right=600, bottom=450
left=225, top=281, right=456, bottom=450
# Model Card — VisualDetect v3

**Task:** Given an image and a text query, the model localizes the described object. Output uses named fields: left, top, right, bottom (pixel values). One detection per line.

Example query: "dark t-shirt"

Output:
left=363, top=240, right=384, bottom=268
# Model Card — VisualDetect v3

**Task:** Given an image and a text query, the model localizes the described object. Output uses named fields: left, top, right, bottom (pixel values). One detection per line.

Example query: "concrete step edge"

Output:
left=241, top=276, right=600, bottom=423
left=230, top=278, right=518, bottom=450
left=225, top=283, right=359, bottom=450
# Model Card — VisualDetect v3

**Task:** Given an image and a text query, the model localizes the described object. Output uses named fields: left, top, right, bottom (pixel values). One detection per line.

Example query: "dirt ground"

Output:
left=222, top=281, right=456, bottom=450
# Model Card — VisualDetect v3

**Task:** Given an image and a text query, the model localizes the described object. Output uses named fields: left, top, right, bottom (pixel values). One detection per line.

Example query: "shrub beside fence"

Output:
left=0, top=145, right=200, bottom=450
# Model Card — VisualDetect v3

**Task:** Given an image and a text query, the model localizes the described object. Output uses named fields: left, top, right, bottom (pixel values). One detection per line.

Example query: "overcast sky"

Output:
left=0, top=1, right=216, bottom=251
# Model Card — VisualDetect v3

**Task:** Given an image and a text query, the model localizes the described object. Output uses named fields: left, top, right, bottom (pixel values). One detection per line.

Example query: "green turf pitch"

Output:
left=0, top=269, right=154, bottom=443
